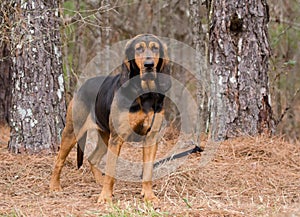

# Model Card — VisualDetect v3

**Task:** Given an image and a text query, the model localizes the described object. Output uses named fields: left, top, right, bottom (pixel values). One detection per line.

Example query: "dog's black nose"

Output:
left=144, top=60, right=154, bottom=68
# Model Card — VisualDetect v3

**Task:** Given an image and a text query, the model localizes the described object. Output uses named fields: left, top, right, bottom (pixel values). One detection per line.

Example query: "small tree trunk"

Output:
left=9, top=0, right=66, bottom=153
left=0, top=2, right=12, bottom=125
left=102, top=0, right=111, bottom=73
left=0, top=42, right=11, bottom=125
left=209, top=0, right=274, bottom=141
left=189, top=0, right=209, bottom=135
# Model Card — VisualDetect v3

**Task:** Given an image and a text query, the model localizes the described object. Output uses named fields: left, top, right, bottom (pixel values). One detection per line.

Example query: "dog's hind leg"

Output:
left=90, top=163, right=104, bottom=184
left=87, top=130, right=109, bottom=184
left=50, top=100, right=77, bottom=191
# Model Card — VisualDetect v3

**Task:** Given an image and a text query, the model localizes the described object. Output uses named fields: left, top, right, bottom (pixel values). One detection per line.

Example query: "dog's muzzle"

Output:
left=142, top=59, right=156, bottom=81
left=141, top=72, right=156, bottom=81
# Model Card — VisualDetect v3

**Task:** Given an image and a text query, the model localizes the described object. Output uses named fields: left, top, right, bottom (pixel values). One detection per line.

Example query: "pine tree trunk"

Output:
left=0, top=2, right=12, bottom=124
left=189, top=0, right=209, bottom=135
left=209, top=0, right=274, bottom=141
left=9, top=0, right=66, bottom=153
left=0, top=41, right=11, bottom=125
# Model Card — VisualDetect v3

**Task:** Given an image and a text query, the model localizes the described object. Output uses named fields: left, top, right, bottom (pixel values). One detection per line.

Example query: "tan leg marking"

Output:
left=97, top=134, right=123, bottom=203
left=90, top=162, right=104, bottom=184
left=141, top=111, right=164, bottom=203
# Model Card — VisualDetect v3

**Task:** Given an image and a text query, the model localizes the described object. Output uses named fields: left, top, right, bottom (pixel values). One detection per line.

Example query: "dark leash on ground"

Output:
left=139, top=144, right=203, bottom=178
left=153, top=145, right=203, bottom=169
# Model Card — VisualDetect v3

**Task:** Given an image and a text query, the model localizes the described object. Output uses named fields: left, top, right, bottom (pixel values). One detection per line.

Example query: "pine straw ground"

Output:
left=0, top=124, right=299, bottom=217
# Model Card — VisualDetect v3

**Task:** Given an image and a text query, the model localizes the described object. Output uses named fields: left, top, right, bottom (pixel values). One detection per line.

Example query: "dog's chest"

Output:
left=128, top=110, right=154, bottom=136
left=127, top=93, right=164, bottom=136
left=129, top=93, right=164, bottom=113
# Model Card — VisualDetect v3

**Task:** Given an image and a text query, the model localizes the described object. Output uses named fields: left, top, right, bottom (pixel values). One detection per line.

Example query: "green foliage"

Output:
left=182, top=198, right=192, bottom=209
left=283, top=60, right=296, bottom=67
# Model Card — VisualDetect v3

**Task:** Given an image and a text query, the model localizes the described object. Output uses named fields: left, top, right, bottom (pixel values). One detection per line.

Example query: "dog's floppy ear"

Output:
left=157, top=43, right=171, bottom=92
left=120, top=60, right=130, bottom=87
left=120, top=39, right=134, bottom=87
left=120, top=37, right=141, bottom=87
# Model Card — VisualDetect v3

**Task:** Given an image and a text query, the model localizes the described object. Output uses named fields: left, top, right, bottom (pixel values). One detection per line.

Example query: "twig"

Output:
left=270, top=17, right=300, bottom=30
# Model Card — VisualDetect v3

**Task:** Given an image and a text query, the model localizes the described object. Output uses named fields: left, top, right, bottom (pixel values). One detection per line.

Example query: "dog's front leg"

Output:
left=141, top=111, right=164, bottom=203
left=97, top=134, right=123, bottom=203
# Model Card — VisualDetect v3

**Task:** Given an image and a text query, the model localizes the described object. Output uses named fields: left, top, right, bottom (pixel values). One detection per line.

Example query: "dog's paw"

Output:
left=97, top=192, right=113, bottom=204
left=49, top=183, right=62, bottom=192
left=141, top=189, right=159, bottom=204
left=144, top=195, right=159, bottom=204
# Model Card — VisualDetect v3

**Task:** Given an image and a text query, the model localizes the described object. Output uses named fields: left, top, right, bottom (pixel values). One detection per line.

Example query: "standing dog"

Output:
left=49, top=34, right=171, bottom=203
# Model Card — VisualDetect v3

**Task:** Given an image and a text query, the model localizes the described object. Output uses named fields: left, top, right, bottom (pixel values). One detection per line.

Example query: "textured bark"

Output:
left=9, top=0, right=66, bottom=153
left=189, top=0, right=209, bottom=134
left=0, top=2, right=12, bottom=124
left=209, top=0, right=274, bottom=140
left=0, top=40, right=11, bottom=125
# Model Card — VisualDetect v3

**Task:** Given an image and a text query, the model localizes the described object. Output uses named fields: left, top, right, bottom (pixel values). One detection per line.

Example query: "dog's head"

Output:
left=120, top=34, right=171, bottom=92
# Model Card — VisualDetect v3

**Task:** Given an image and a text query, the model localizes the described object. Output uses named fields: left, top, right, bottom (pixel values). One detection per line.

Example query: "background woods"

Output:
left=268, top=0, right=300, bottom=140
left=51, top=0, right=300, bottom=140
left=0, top=0, right=300, bottom=151
left=0, top=0, right=299, bottom=149
left=59, top=0, right=300, bottom=142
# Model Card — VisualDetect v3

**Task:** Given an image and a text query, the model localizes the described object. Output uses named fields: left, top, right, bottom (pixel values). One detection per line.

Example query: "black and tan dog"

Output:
left=49, top=34, right=171, bottom=203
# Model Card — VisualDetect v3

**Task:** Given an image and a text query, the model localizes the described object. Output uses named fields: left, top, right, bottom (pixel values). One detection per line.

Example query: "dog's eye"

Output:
left=136, top=46, right=144, bottom=53
left=151, top=46, right=159, bottom=52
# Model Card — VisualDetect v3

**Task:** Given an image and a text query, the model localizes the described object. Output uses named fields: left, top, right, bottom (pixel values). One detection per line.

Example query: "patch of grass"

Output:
left=182, top=198, right=192, bottom=209
left=102, top=202, right=169, bottom=217
left=0, top=209, right=23, bottom=217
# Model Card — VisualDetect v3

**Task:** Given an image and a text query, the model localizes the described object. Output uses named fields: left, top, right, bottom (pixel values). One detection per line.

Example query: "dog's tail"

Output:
left=77, top=132, right=87, bottom=169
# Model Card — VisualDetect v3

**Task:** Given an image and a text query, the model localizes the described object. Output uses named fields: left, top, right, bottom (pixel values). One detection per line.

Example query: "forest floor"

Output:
left=0, top=124, right=299, bottom=217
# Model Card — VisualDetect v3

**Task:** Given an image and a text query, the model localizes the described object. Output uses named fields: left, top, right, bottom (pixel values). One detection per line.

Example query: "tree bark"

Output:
left=0, top=40, right=11, bottom=125
left=209, top=0, right=274, bottom=140
left=9, top=0, right=66, bottom=153
left=0, top=2, right=12, bottom=125
left=189, top=0, right=209, bottom=135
